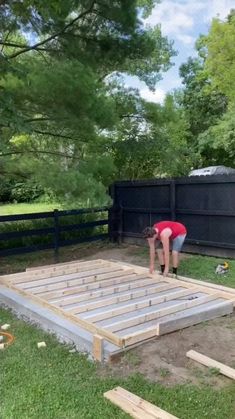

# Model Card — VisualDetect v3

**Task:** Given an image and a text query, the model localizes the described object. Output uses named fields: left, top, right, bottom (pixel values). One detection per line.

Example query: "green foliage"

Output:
left=205, top=15, right=235, bottom=101
left=11, top=181, right=44, bottom=203
left=0, top=0, right=175, bottom=204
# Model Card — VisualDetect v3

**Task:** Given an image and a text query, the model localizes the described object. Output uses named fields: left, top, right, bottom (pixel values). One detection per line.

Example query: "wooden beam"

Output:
left=111, top=260, right=235, bottom=302
left=6, top=261, right=110, bottom=284
left=51, top=278, right=157, bottom=306
left=30, top=270, right=142, bottom=297
left=186, top=350, right=235, bottom=380
left=67, top=283, right=180, bottom=315
left=173, top=274, right=235, bottom=295
left=0, top=279, right=122, bottom=347
left=21, top=266, right=123, bottom=290
left=25, top=258, right=103, bottom=272
left=83, top=288, right=194, bottom=322
left=104, top=387, right=178, bottom=419
left=159, top=276, right=235, bottom=305
left=22, top=267, right=129, bottom=294
left=105, top=294, right=219, bottom=333
left=93, top=334, right=104, bottom=362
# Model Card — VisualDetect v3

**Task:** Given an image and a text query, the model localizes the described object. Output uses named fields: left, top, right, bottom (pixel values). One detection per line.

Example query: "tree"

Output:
left=0, top=0, right=175, bottom=204
left=205, top=12, right=235, bottom=101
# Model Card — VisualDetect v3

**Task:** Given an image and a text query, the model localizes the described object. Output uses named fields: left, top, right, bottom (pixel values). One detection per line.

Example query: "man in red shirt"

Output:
left=143, top=221, right=187, bottom=277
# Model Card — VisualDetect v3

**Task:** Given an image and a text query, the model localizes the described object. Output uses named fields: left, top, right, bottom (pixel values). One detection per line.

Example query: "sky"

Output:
left=125, top=0, right=235, bottom=104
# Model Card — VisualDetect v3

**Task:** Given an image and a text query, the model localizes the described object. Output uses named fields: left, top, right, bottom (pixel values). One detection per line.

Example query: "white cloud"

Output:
left=145, top=0, right=205, bottom=44
left=145, top=0, right=234, bottom=45
left=205, top=0, right=235, bottom=22
left=140, top=88, right=166, bottom=104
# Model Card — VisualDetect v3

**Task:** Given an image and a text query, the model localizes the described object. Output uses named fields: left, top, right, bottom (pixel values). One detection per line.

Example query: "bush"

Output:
left=11, top=182, right=44, bottom=203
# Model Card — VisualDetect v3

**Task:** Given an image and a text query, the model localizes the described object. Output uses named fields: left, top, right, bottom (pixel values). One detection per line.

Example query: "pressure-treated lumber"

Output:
left=21, top=268, right=134, bottom=295
left=3, top=260, right=109, bottom=283
left=51, top=278, right=158, bottom=306
left=93, top=334, right=104, bottom=362
left=25, top=258, right=101, bottom=272
left=103, top=295, right=218, bottom=333
left=83, top=288, right=194, bottom=322
left=38, top=275, right=154, bottom=301
left=114, top=260, right=235, bottom=303
left=104, top=387, right=178, bottom=419
left=21, top=266, right=122, bottom=289
left=38, top=272, right=147, bottom=300
left=186, top=350, right=235, bottom=380
left=68, top=283, right=181, bottom=315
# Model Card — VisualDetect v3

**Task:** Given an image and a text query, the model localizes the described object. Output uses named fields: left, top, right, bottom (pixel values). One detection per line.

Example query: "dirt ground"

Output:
left=2, top=243, right=235, bottom=388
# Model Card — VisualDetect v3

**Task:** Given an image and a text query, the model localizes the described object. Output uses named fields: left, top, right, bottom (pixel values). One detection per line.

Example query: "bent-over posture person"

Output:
left=143, top=221, right=187, bottom=276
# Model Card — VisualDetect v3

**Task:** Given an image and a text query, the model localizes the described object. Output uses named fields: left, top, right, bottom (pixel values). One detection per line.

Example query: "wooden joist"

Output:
left=21, top=268, right=134, bottom=295
left=186, top=350, right=235, bottom=380
left=116, top=261, right=235, bottom=303
left=2, top=259, right=108, bottom=284
left=104, top=387, right=178, bottom=419
left=67, top=283, right=181, bottom=315
left=37, top=275, right=153, bottom=301
left=82, top=288, right=194, bottom=322
left=51, top=278, right=158, bottom=306
left=103, top=295, right=218, bottom=333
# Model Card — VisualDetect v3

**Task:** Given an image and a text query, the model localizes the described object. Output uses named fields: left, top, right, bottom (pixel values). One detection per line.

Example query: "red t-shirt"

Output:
left=154, top=221, right=187, bottom=239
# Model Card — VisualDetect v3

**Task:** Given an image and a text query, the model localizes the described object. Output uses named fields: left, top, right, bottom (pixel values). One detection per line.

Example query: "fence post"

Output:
left=54, top=209, right=59, bottom=263
left=170, top=180, right=176, bottom=221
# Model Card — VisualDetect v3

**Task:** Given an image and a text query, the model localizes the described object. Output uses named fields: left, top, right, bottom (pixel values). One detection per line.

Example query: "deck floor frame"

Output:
left=1, top=259, right=234, bottom=352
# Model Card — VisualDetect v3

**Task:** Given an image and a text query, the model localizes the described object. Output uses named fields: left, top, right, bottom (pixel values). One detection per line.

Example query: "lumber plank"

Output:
left=103, top=295, right=219, bottom=333
left=51, top=278, right=157, bottom=306
left=158, top=276, right=235, bottom=304
left=31, top=271, right=144, bottom=298
left=67, top=283, right=180, bottom=315
left=20, top=266, right=123, bottom=289
left=21, top=267, right=129, bottom=294
left=174, top=274, right=235, bottom=295
left=93, top=334, right=104, bottom=362
left=112, top=260, right=235, bottom=302
left=83, top=288, right=194, bottom=322
left=186, top=350, right=235, bottom=380
left=104, top=387, right=178, bottom=419
left=25, top=258, right=103, bottom=272
left=0, top=278, right=122, bottom=347
left=8, top=262, right=110, bottom=284
left=1, top=261, right=109, bottom=284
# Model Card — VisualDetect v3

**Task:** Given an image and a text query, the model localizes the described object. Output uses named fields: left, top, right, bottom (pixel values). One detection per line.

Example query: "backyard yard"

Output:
left=1, top=242, right=235, bottom=418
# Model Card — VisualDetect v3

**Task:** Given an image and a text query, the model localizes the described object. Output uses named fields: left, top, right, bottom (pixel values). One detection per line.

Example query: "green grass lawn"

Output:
left=1, top=308, right=235, bottom=419
left=0, top=202, right=61, bottom=215
left=134, top=247, right=235, bottom=288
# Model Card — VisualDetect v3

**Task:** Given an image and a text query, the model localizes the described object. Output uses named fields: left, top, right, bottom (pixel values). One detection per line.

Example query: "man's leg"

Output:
left=172, top=250, right=179, bottom=275
left=172, top=234, right=186, bottom=275
left=156, top=248, right=165, bottom=273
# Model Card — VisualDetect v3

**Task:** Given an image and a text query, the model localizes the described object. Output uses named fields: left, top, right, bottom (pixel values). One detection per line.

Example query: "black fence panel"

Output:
left=0, top=207, right=109, bottom=258
left=109, top=175, right=235, bottom=256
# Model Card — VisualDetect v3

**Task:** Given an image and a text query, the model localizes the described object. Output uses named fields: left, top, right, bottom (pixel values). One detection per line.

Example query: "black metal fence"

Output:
left=0, top=207, right=109, bottom=258
left=109, top=175, right=235, bottom=256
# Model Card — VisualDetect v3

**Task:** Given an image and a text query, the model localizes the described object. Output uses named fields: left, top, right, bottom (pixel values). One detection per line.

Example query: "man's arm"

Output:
left=160, top=228, right=172, bottom=276
left=147, top=238, right=156, bottom=274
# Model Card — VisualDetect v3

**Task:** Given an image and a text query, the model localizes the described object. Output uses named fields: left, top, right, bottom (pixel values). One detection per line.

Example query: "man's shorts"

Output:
left=156, top=234, right=186, bottom=252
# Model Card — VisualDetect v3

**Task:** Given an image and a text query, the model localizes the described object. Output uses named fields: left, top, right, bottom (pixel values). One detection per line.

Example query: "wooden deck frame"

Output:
left=1, top=259, right=234, bottom=350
